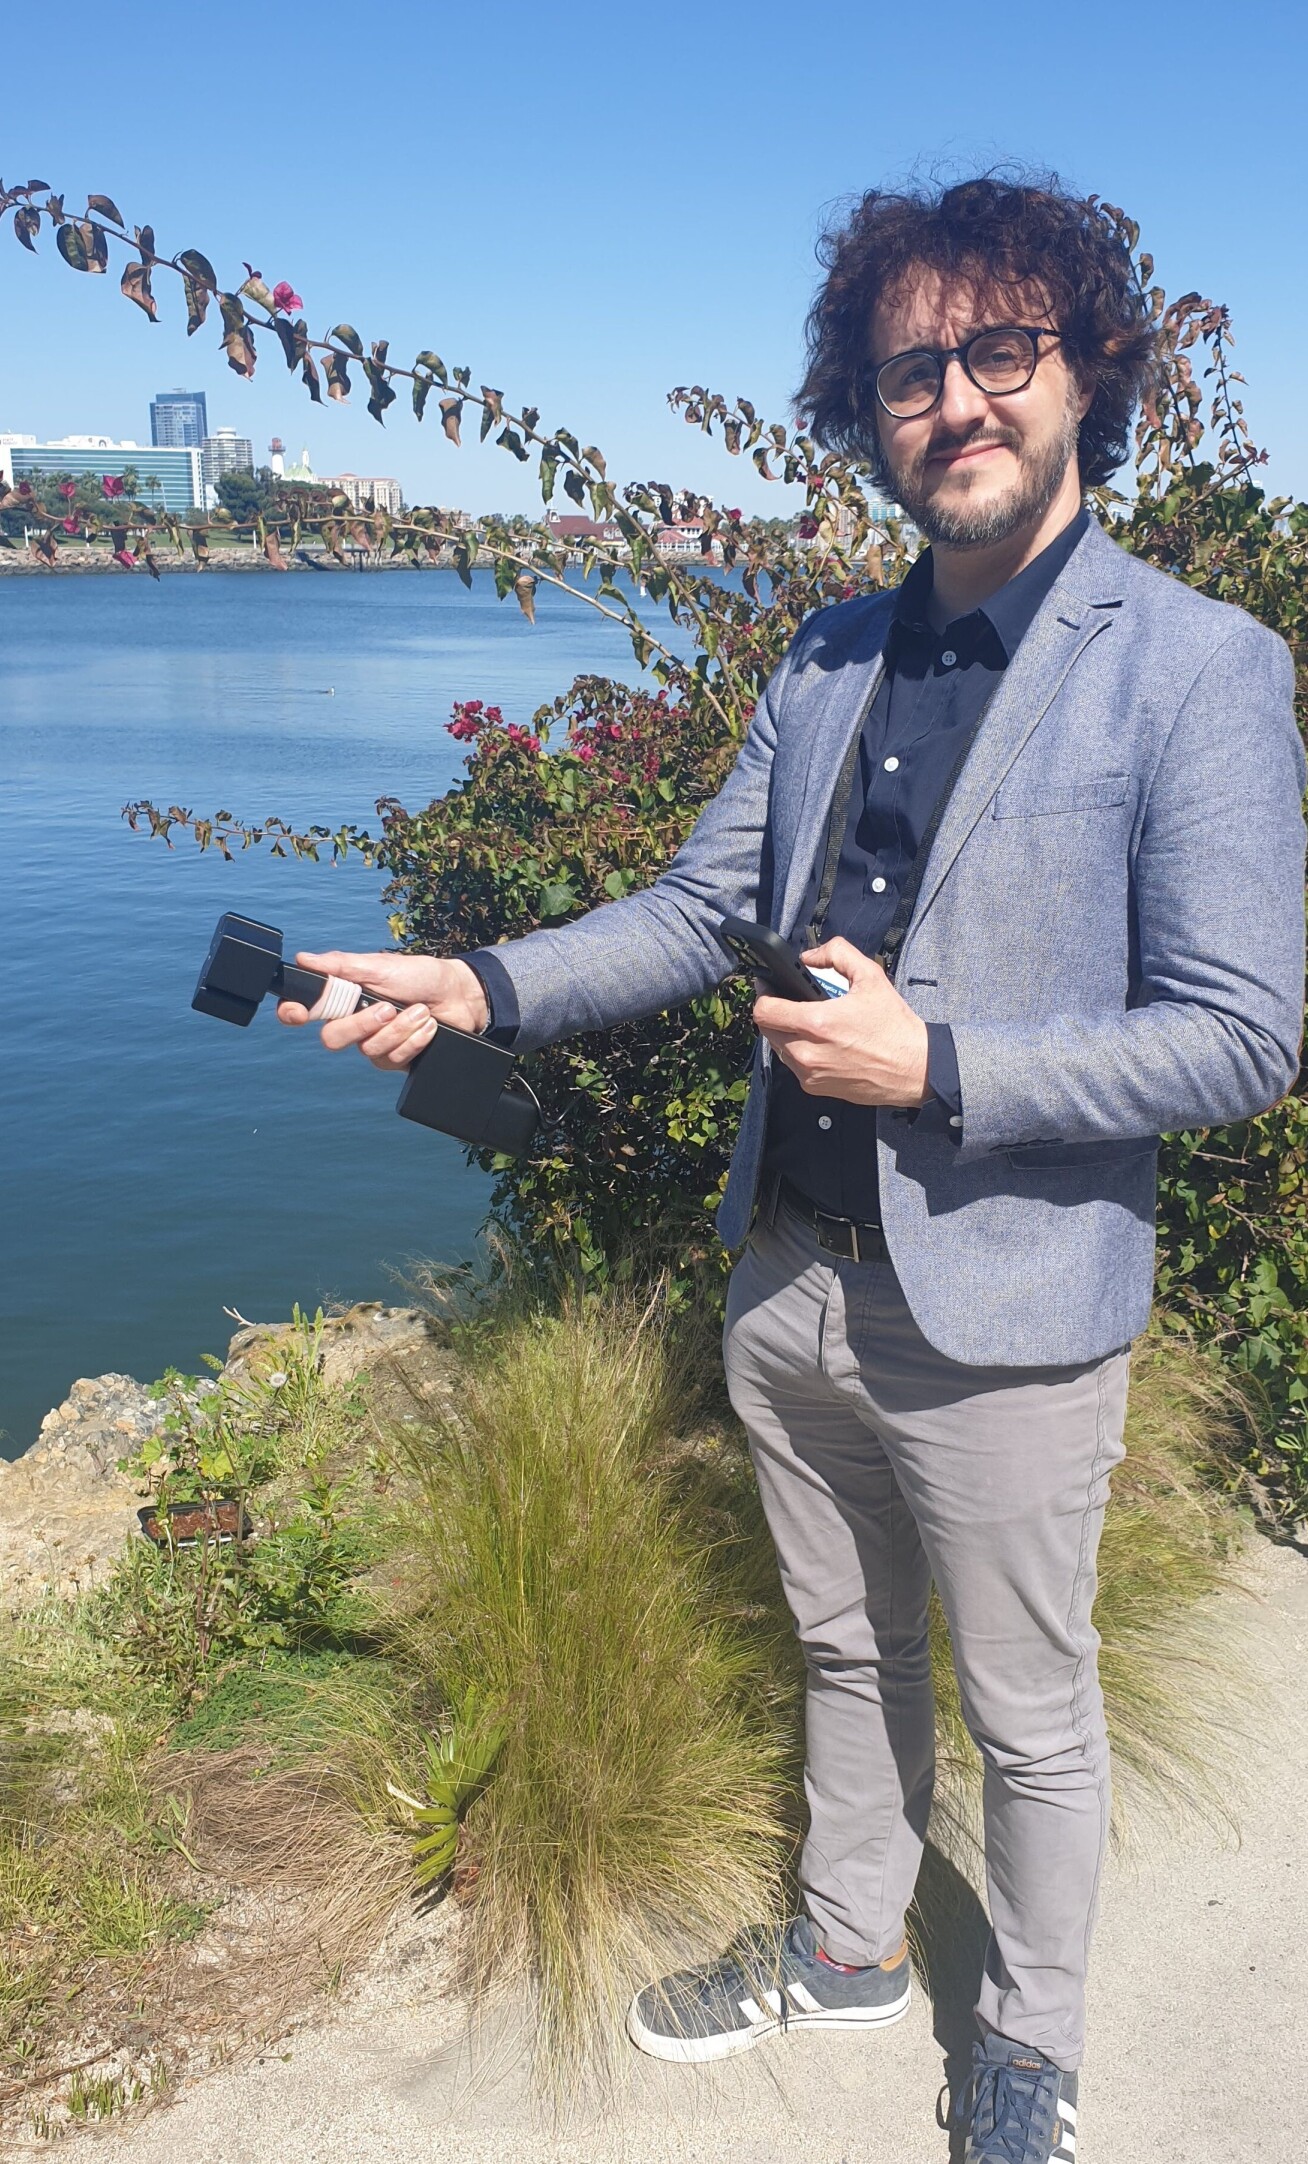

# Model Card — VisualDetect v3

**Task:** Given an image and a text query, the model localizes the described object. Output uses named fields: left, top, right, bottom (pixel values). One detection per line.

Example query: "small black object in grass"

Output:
left=137, top=1498, right=250, bottom=1548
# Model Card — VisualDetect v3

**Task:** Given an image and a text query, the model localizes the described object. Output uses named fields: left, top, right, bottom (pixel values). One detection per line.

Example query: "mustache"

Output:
left=915, top=424, right=1021, bottom=463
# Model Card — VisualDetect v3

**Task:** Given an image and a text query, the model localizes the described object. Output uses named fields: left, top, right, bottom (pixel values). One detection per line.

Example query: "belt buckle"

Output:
left=815, top=1210, right=859, bottom=1263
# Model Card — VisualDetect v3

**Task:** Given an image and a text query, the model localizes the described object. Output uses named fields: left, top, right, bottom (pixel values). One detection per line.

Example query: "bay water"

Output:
left=0, top=568, right=659, bottom=1455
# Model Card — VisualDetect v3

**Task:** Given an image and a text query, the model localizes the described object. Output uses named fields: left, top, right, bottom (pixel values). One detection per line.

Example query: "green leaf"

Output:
left=364, top=361, right=397, bottom=424
left=539, top=881, right=577, bottom=917
left=330, top=323, right=364, bottom=356
left=177, top=248, right=217, bottom=289
left=183, top=274, right=210, bottom=334
left=414, top=349, right=448, bottom=385
left=12, top=206, right=39, bottom=251
left=56, top=221, right=100, bottom=272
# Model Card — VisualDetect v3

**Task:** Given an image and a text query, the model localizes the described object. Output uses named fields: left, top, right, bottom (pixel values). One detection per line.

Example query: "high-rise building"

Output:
left=201, top=428, right=255, bottom=492
left=150, top=389, right=208, bottom=450
left=0, top=440, right=202, bottom=514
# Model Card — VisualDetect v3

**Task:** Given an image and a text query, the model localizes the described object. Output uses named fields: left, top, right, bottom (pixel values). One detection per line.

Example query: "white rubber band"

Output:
left=317, top=975, right=364, bottom=1022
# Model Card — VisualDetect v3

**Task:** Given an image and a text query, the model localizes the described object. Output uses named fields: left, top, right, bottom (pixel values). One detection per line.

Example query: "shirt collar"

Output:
left=892, top=506, right=1090, bottom=663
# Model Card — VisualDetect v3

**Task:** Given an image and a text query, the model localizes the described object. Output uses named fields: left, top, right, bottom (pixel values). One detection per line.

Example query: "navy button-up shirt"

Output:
left=762, top=508, right=1089, bottom=1222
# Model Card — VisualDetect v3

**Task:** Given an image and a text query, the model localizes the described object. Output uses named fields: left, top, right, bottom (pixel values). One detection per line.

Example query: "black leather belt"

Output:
left=776, top=1176, right=887, bottom=1263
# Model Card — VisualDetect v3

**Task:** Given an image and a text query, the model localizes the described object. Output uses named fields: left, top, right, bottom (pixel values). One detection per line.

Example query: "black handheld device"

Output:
left=192, top=913, right=541, bottom=1157
left=715, top=915, right=834, bottom=1002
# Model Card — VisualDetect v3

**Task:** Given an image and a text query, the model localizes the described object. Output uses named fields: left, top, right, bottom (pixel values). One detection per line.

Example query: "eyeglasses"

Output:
left=869, top=326, right=1061, bottom=419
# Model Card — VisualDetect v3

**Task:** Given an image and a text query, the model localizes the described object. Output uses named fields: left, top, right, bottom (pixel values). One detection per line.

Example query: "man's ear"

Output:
left=1074, top=369, right=1096, bottom=423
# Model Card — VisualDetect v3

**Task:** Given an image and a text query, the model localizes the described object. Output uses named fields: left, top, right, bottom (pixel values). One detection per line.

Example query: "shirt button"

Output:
left=817, top=1115, right=833, bottom=1131
left=871, top=876, right=887, bottom=893
left=883, top=755, right=900, bottom=772
left=941, top=649, right=958, bottom=667
left=949, top=1115, right=963, bottom=1129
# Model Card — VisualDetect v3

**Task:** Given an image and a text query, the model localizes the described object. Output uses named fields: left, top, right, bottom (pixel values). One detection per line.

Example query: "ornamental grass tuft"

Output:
left=388, top=1292, right=790, bottom=2081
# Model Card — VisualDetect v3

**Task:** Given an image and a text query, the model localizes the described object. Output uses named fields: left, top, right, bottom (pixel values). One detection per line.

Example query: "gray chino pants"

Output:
left=723, top=1197, right=1131, bottom=2071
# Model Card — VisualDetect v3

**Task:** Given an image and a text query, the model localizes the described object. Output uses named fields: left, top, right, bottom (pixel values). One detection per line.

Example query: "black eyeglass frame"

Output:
left=869, top=326, right=1062, bottom=419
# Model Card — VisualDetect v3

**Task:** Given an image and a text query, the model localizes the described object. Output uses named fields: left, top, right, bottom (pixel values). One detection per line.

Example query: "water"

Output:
left=0, top=568, right=653, bottom=1455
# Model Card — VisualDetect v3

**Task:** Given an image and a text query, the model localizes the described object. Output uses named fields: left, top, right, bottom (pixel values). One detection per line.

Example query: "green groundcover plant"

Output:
left=6, top=178, right=1305, bottom=1512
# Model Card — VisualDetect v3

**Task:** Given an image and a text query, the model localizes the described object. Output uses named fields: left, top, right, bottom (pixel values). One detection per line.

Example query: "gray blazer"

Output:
left=486, top=518, right=1306, bottom=1366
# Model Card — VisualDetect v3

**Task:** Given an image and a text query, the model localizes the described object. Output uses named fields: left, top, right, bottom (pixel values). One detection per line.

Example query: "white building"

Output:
left=324, top=471, right=403, bottom=515
left=201, top=428, right=255, bottom=493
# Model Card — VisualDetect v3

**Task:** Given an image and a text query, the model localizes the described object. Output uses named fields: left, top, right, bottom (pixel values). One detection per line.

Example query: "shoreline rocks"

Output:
left=0, top=1304, right=439, bottom=1616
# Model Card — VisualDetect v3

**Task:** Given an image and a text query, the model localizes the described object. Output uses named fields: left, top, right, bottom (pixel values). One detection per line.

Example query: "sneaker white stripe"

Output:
left=1060, top=2099, right=1078, bottom=2126
left=786, top=1980, right=823, bottom=2013
left=737, top=1996, right=776, bottom=2029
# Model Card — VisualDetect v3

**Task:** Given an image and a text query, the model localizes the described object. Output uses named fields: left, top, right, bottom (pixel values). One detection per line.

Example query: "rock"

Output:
left=0, top=1374, right=162, bottom=1614
left=0, top=1308, right=446, bottom=1617
left=222, top=1302, right=436, bottom=1388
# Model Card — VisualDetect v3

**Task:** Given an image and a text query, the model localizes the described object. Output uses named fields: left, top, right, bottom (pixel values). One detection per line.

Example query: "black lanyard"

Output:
left=801, top=664, right=1000, bottom=981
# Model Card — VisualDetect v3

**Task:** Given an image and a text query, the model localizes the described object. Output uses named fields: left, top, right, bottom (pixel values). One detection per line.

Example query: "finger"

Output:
left=295, top=950, right=382, bottom=983
left=276, top=1000, right=311, bottom=1028
left=758, top=1027, right=808, bottom=1079
left=753, top=993, right=825, bottom=1037
left=319, top=1002, right=400, bottom=1053
left=366, top=1011, right=438, bottom=1071
left=801, top=936, right=882, bottom=984
left=345, top=1003, right=433, bottom=1063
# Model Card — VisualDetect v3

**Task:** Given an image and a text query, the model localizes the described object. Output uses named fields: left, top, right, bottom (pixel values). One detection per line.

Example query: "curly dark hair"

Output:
left=798, top=173, right=1157, bottom=491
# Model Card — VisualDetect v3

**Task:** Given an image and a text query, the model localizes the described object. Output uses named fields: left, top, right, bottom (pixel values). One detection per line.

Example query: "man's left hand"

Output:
left=753, top=937, right=930, bottom=1107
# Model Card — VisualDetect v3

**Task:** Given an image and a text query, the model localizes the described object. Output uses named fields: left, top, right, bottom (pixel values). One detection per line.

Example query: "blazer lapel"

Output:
left=906, top=526, right=1126, bottom=937
left=775, top=603, right=893, bottom=937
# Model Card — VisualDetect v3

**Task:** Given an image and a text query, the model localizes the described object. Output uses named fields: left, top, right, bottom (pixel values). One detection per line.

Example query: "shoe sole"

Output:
left=626, top=1979, right=912, bottom=2064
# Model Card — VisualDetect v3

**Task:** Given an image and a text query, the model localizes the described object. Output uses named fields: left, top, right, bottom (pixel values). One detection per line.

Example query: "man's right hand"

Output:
left=277, top=951, right=491, bottom=1071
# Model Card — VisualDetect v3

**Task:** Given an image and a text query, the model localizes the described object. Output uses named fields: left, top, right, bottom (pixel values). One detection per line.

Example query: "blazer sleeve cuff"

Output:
left=465, top=949, right=522, bottom=1050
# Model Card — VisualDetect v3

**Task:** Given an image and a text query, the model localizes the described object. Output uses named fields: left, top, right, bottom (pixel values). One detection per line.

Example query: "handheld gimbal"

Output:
left=192, top=913, right=540, bottom=1157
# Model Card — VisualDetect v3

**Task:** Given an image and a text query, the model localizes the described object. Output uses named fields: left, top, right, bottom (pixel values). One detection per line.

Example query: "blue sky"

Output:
left=2, top=0, right=1305, bottom=517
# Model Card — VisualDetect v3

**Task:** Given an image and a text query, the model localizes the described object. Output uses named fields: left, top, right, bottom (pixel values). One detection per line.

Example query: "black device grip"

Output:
left=396, top=1026, right=541, bottom=1154
left=193, top=912, right=541, bottom=1159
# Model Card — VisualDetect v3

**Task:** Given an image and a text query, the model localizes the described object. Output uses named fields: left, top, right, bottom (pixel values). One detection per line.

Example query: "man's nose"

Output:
left=936, top=353, right=992, bottom=433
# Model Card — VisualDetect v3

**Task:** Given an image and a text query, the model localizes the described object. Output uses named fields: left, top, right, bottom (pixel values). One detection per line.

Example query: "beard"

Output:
left=885, top=390, right=1081, bottom=549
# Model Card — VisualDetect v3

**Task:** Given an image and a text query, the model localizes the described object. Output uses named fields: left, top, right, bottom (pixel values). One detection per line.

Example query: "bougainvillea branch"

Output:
left=0, top=173, right=908, bottom=742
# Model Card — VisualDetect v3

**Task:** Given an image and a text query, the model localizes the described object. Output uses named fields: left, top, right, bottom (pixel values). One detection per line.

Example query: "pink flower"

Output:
left=113, top=548, right=136, bottom=569
left=725, top=506, right=743, bottom=522
left=17, top=481, right=31, bottom=497
left=272, top=280, right=304, bottom=313
left=574, top=743, right=595, bottom=763
left=58, top=480, right=77, bottom=499
left=797, top=514, right=818, bottom=539
left=102, top=475, right=126, bottom=498
left=62, top=518, right=79, bottom=533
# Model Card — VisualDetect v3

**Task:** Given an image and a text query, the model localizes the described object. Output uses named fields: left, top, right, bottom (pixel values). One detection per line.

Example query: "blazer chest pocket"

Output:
left=992, top=772, right=1130, bottom=819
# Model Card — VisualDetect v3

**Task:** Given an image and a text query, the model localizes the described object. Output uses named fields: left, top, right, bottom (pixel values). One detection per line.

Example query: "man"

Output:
left=280, top=178, right=1305, bottom=2162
